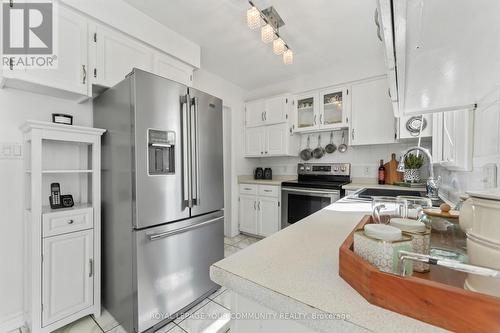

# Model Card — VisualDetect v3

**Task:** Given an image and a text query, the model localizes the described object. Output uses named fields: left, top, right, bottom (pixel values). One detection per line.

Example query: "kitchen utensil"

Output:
left=299, top=136, right=313, bottom=161
left=312, top=135, right=325, bottom=159
left=372, top=196, right=406, bottom=224
left=338, top=130, right=348, bottom=153
left=384, top=153, right=403, bottom=185
left=460, top=189, right=500, bottom=242
left=325, top=131, right=337, bottom=154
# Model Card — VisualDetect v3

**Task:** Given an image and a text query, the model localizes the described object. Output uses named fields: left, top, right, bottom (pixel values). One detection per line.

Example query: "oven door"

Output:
left=281, top=187, right=340, bottom=228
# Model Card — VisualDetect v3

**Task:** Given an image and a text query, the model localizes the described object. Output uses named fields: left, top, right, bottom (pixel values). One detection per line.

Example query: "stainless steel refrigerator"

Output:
left=93, top=69, right=224, bottom=333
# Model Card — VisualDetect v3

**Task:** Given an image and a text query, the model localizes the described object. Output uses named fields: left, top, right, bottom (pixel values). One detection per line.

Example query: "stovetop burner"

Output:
left=282, top=163, right=351, bottom=190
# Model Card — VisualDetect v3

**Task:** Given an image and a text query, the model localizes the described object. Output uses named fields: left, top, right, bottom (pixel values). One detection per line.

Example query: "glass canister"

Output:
left=372, top=197, right=406, bottom=224
left=397, top=196, right=433, bottom=221
left=354, top=224, right=413, bottom=275
left=424, top=204, right=466, bottom=261
left=390, top=218, right=431, bottom=272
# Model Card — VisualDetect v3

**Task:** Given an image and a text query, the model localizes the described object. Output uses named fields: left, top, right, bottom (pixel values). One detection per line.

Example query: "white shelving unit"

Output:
left=21, top=121, right=105, bottom=333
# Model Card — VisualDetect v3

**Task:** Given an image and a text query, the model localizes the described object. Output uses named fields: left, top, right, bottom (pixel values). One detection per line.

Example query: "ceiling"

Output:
left=123, top=0, right=385, bottom=90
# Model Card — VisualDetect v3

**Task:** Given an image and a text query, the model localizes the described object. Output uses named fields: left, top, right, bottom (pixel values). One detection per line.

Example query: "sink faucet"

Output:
left=397, top=146, right=441, bottom=199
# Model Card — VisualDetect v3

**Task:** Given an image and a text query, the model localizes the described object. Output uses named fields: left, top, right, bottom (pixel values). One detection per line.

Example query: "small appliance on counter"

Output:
left=264, top=167, right=272, bottom=180
left=254, top=167, right=264, bottom=179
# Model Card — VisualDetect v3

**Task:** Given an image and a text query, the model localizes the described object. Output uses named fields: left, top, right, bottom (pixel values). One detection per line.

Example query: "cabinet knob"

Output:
left=68, top=219, right=74, bottom=224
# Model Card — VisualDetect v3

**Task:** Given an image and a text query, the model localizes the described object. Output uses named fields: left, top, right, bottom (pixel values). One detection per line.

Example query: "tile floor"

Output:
left=9, top=234, right=260, bottom=333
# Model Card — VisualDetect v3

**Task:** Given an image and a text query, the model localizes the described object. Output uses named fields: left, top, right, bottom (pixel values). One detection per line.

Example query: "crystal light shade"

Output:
left=283, top=48, right=293, bottom=65
left=273, top=38, right=285, bottom=55
left=246, top=6, right=260, bottom=30
left=261, top=24, right=275, bottom=43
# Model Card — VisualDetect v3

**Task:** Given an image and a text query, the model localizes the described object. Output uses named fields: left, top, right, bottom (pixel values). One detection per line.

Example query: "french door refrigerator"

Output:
left=94, top=69, right=224, bottom=333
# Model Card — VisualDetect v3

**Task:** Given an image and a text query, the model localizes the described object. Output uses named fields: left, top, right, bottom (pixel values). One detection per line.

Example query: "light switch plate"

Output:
left=0, top=143, right=22, bottom=159
left=482, top=163, right=497, bottom=188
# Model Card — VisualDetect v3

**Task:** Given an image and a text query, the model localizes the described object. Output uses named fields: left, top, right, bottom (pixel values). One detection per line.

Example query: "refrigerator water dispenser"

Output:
left=148, top=129, right=175, bottom=175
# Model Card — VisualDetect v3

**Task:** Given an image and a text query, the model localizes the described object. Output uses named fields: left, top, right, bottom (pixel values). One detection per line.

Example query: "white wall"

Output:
left=0, top=88, right=92, bottom=331
left=254, top=133, right=431, bottom=180
left=192, top=68, right=253, bottom=237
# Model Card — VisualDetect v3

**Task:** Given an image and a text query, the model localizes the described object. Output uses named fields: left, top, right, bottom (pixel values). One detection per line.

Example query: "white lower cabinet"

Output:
left=239, top=185, right=281, bottom=237
left=42, top=230, right=94, bottom=326
left=258, top=197, right=280, bottom=237
left=239, top=195, right=259, bottom=235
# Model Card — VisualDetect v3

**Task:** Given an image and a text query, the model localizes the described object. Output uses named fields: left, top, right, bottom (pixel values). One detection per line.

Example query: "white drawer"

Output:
left=239, top=184, right=257, bottom=195
left=258, top=185, right=279, bottom=198
left=43, top=207, right=93, bottom=237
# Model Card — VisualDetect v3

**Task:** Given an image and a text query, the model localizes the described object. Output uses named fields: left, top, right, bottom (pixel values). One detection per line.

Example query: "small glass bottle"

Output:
left=378, top=159, right=385, bottom=185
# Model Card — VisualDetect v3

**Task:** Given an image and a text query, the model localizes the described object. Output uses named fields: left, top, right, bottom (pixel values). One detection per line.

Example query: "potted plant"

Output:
left=404, top=153, right=425, bottom=183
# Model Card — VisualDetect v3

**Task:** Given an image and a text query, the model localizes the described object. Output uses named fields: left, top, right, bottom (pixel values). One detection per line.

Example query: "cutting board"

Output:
left=384, top=153, right=402, bottom=185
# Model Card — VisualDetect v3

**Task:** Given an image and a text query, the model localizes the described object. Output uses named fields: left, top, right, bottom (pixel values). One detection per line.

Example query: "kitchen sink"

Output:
left=354, top=188, right=444, bottom=207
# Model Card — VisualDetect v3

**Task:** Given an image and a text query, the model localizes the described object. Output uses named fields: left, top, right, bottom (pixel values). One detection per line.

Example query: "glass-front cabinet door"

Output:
left=294, top=92, right=319, bottom=132
left=319, top=86, right=349, bottom=129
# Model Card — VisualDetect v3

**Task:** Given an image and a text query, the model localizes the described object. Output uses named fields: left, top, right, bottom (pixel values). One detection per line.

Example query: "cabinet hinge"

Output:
left=347, top=89, right=349, bottom=95
left=9, top=0, right=13, bottom=7
left=285, top=114, right=288, bottom=119
left=93, top=33, right=97, bottom=43
left=93, top=68, right=97, bottom=78
left=278, top=202, right=280, bottom=207
left=286, top=98, right=288, bottom=103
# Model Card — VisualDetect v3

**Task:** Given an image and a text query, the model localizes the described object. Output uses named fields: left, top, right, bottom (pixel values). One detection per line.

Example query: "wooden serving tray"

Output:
left=339, top=215, right=500, bottom=333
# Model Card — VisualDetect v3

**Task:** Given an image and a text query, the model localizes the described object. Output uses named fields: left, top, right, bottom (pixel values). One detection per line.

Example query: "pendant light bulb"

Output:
left=261, top=24, right=275, bottom=43
left=273, top=38, right=286, bottom=55
left=283, top=48, right=293, bottom=65
left=246, top=6, right=260, bottom=30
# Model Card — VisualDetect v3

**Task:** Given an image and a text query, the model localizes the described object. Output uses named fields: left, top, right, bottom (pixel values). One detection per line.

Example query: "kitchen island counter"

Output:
left=210, top=201, right=447, bottom=333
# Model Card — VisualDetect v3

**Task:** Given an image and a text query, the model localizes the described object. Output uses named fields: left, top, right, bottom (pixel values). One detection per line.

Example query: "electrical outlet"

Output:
left=482, top=163, right=498, bottom=188
left=363, top=166, right=370, bottom=176
left=0, top=143, right=22, bottom=159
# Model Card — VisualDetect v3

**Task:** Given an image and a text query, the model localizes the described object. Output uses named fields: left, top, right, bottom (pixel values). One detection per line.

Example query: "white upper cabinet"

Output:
left=293, top=92, right=320, bottom=132
left=350, top=77, right=397, bottom=146
left=381, top=0, right=500, bottom=115
left=153, top=52, right=193, bottom=86
left=293, top=88, right=350, bottom=133
left=319, top=86, right=350, bottom=129
left=19, top=5, right=89, bottom=96
left=93, top=24, right=154, bottom=88
left=245, top=99, right=266, bottom=127
left=432, top=109, right=473, bottom=171
left=245, top=95, right=290, bottom=127
left=244, top=123, right=295, bottom=157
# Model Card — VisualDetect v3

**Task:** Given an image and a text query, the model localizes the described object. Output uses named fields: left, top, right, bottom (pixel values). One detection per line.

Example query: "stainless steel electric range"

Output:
left=281, top=163, right=351, bottom=228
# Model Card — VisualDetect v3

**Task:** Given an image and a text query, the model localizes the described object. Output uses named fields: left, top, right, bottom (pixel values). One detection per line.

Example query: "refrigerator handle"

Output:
left=181, top=94, right=193, bottom=208
left=191, top=97, right=200, bottom=205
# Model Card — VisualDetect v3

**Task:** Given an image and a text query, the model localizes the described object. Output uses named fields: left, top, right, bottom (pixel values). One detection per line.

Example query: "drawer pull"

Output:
left=264, top=190, right=272, bottom=192
left=244, top=188, right=252, bottom=190
left=68, top=219, right=74, bottom=224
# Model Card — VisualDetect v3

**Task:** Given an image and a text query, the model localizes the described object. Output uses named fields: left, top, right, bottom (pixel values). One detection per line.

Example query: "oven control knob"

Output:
left=341, top=166, right=346, bottom=171
left=299, top=166, right=305, bottom=171
left=305, top=166, right=311, bottom=171
left=334, top=167, right=339, bottom=172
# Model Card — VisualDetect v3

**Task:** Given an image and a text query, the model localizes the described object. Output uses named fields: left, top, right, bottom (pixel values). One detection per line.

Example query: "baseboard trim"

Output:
left=0, top=311, right=24, bottom=333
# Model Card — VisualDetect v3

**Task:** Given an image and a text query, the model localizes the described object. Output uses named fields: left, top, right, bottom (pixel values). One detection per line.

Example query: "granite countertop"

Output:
left=238, top=175, right=297, bottom=186
left=210, top=201, right=447, bottom=333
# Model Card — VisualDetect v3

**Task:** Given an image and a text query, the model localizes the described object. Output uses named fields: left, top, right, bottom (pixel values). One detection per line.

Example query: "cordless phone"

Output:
left=50, top=183, right=61, bottom=208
